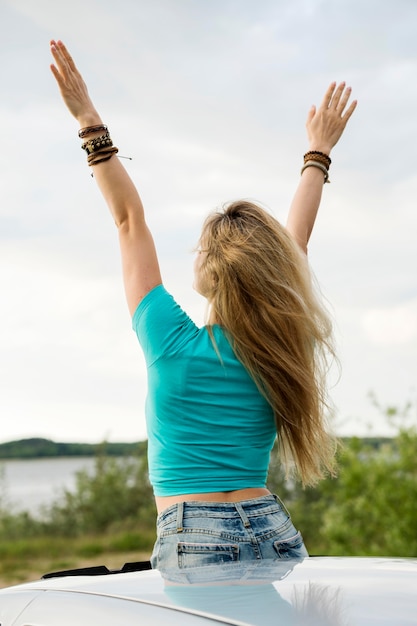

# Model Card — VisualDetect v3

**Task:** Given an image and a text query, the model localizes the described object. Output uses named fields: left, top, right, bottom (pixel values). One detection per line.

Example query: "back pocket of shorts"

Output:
left=178, top=542, right=239, bottom=568
left=273, top=531, right=305, bottom=559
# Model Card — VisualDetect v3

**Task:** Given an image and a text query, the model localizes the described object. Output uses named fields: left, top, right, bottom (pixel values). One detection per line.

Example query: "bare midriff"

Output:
left=155, top=487, right=271, bottom=515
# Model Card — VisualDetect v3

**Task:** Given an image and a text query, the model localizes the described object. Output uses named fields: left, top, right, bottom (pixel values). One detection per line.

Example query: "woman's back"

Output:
left=134, top=284, right=276, bottom=497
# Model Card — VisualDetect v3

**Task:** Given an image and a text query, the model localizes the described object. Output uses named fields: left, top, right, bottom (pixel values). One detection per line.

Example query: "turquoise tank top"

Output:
left=132, top=285, right=276, bottom=497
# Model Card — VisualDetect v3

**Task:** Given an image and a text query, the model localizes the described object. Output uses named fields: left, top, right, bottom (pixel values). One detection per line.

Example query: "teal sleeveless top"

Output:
left=132, top=285, right=276, bottom=497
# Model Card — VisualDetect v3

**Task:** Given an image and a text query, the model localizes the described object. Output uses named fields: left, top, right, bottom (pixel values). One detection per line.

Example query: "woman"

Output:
left=50, top=40, right=356, bottom=568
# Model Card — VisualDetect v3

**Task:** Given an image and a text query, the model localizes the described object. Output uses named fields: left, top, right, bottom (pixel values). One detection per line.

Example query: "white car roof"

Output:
left=1, top=557, right=417, bottom=625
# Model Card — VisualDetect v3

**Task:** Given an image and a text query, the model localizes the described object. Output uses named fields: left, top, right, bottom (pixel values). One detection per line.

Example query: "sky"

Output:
left=1, top=0, right=416, bottom=444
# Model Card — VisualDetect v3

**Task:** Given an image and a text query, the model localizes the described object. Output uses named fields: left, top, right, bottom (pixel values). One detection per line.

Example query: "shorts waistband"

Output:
left=157, top=494, right=289, bottom=528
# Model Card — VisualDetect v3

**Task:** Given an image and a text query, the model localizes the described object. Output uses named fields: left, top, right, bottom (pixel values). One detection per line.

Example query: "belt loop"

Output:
left=273, top=493, right=290, bottom=517
left=234, top=502, right=251, bottom=528
left=176, top=501, right=184, bottom=533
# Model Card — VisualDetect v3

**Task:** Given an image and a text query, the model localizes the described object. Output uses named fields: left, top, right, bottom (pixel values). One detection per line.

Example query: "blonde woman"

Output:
left=50, top=40, right=356, bottom=568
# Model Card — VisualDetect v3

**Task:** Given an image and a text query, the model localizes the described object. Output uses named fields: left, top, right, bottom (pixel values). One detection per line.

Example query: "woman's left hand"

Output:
left=306, top=82, right=357, bottom=154
left=50, top=39, right=101, bottom=127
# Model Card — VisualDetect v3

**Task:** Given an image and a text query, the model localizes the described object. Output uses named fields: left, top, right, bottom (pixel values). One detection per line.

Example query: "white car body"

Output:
left=0, top=557, right=416, bottom=625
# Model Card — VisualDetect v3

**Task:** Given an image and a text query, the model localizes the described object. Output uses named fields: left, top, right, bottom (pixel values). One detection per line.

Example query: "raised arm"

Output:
left=286, top=82, right=357, bottom=253
left=50, top=40, right=162, bottom=316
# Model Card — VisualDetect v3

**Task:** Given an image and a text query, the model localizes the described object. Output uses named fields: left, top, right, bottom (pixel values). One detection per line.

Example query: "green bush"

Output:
left=266, top=401, right=417, bottom=557
left=0, top=445, right=155, bottom=548
left=1, top=402, right=416, bottom=560
left=43, top=450, right=156, bottom=537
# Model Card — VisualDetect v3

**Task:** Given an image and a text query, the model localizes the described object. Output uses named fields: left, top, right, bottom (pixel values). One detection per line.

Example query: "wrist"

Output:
left=308, top=143, right=332, bottom=155
left=77, top=110, right=103, bottom=128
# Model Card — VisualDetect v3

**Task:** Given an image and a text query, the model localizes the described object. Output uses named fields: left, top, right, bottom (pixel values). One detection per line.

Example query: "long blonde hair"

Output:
left=197, top=200, right=338, bottom=486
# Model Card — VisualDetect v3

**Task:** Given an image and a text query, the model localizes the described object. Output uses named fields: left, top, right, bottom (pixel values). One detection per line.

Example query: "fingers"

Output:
left=50, top=42, right=69, bottom=90
left=333, top=85, right=357, bottom=125
left=49, top=62, right=59, bottom=81
left=56, top=40, right=78, bottom=73
left=50, top=40, right=77, bottom=77
left=50, top=40, right=66, bottom=78
left=337, top=85, right=352, bottom=111
left=320, top=82, right=357, bottom=122
left=320, top=82, right=355, bottom=115
left=320, top=82, right=337, bottom=109
left=50, top=39, right=62, bottom=63
left=328, top=82, right=346, bottom=110
left=336, top=87, right=357, bottom=124
left=306, top=104, right=316, bottom=126
left=341, top=98, right=358, bottom=123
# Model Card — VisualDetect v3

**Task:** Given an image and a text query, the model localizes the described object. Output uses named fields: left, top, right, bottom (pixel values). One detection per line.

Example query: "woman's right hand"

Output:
left=286, top=82, right=357, bottom=252
left=50, top=39, right=102, bottom=127
left=306, top=82, right=357, bottom=155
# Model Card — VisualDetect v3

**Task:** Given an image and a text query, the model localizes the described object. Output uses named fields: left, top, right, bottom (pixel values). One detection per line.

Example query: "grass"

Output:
left=0, top=530, right=154, bottom=588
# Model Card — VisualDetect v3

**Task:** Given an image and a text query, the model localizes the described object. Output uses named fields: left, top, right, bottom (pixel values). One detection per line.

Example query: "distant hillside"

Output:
left=0, top=438, right=147, bottom=459
left=0, top=436, right=392, bottom=460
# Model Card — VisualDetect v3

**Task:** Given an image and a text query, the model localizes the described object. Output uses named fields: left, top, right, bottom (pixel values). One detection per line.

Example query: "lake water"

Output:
left=0, top=457, right=97, bottom=516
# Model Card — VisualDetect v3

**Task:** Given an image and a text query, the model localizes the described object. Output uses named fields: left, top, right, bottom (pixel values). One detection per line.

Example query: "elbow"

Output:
left=115, top=214, right=129, bottom=231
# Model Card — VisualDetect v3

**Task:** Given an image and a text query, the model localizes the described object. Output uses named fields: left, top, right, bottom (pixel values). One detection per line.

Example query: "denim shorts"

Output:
left=151, top=494, right=308, bottom=570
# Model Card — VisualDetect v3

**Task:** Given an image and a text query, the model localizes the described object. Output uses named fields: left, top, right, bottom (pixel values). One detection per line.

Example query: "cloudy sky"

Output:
left=1, top=0, right=416, bottom=444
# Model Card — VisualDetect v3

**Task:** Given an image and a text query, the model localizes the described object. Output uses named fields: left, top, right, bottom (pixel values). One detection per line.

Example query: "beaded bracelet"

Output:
left=81, top=132, right=113, bottom=155
left=301, top=160, right=330, bottom=183
left=78, top=124, right=108, bottom=139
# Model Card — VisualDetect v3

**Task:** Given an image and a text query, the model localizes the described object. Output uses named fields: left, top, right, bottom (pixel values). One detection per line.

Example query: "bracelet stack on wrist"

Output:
left=78, top=124, right=119, bottom=167
left=78, top=124, right=108, bottom=138
left=301, top=150, right=331, bottom=183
